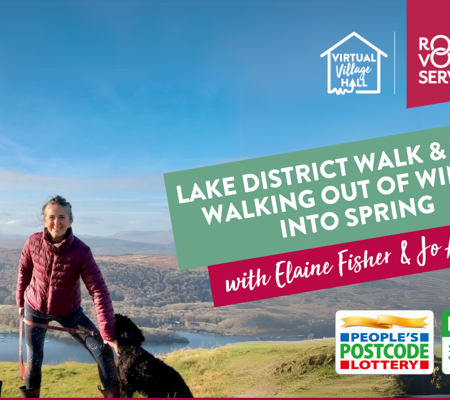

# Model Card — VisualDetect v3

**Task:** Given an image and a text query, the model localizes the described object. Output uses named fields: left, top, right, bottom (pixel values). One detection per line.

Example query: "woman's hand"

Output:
left=104, top=340, right=120, bottom=357
left=18, top=307, right=24, bottom=317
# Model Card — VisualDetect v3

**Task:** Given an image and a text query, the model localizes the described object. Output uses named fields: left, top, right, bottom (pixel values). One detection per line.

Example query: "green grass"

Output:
left=1, top=339, right=404, bottom=398
left=164, top=339, right=403, bottom=398
left=1, top=362, right=101, bottom=398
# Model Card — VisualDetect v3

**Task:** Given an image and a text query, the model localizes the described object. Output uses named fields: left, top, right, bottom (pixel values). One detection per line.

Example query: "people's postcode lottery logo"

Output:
left=335, top=310, right=434, bottom=375
left=321, top=32, right=388, bottom=95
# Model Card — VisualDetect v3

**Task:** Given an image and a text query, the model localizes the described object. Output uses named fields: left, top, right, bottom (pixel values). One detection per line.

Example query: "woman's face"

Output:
left=44, top=204, right=72, bottom=242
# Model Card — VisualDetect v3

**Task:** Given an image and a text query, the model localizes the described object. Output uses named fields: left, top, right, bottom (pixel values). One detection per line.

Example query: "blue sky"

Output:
left=0, top=0, right=448, bottom=236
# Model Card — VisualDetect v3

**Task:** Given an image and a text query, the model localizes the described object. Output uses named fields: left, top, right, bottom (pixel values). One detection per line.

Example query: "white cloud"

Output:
left=0, top=169, right=165, bottom=194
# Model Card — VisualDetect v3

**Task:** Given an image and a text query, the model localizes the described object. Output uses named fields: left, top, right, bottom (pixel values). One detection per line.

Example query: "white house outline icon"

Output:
left=320, top=32, right=388, bottom=94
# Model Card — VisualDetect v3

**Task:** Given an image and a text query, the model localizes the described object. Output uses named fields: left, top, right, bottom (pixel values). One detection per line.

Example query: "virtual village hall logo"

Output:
left=336, top=310, right=434, bottom=375
left=321, top=32, right=388, bottom=95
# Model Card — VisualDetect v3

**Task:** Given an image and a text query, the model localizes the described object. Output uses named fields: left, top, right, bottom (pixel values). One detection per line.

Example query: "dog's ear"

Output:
left=123, top=327, right=145, bottom=345
left=115, top=313, right=145, bottom=346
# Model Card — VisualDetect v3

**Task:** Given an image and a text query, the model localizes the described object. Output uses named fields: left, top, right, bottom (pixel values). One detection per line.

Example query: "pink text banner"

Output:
left=208, top=226, right=450, bottom=307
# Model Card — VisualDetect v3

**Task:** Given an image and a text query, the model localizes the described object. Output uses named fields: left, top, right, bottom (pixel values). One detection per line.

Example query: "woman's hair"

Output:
left=41, top=195, right=73, bottom=221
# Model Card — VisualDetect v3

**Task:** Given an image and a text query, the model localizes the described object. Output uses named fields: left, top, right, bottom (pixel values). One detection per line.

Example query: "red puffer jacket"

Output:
left=16, top=228, right=115, bottom=341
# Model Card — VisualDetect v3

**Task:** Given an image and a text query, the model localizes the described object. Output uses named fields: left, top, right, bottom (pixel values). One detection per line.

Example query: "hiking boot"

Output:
left=97, top=384, right=121, bottom=398
left=19, top=386, right=40, bottom=398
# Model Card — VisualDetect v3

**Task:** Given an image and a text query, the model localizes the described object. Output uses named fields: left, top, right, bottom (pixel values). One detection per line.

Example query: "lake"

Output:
left=0, top=331, right=303, bottom=364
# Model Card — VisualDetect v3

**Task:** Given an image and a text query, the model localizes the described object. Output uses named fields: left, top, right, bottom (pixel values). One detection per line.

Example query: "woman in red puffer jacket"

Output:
left=16, top=195, right=120, bottom=398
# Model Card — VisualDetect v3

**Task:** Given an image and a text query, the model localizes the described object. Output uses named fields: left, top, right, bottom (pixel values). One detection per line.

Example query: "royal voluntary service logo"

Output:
left=321, top=32, right=387, bottom=95
left=417, top=35, right=450, bottom=83
left=407, top=0, right=450, bottom=107
left=336, top=310, right=434, bottom=375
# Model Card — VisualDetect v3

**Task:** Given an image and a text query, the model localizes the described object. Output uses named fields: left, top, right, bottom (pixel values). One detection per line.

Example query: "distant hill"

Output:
left=95, top=254, right=180, bottom=270
left=0, top=233, right=29, bottom=239
left=0, top=237, right=27, bottom=249
left=78, top=236, right=176, bottom=256
left=108, top=230, right=174, bottom=244
left=0, top=233, right=28, bottom=248
left=0, top=231, right=176, bottom=256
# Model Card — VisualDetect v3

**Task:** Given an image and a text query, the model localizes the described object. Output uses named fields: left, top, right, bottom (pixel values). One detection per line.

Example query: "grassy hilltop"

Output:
left=0, top=339, right=405, bottom=398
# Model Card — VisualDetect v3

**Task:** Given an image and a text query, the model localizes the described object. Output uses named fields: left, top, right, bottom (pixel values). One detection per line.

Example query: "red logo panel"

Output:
left=407, top=0, right=450, bottom=108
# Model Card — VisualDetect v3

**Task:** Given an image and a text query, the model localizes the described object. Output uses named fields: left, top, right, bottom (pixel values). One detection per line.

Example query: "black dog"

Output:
left=114, top=314, right=194, bottom=398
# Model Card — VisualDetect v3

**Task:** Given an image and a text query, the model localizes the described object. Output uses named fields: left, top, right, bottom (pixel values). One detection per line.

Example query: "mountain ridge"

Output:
left=0, top=230, right=175, bottom=256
